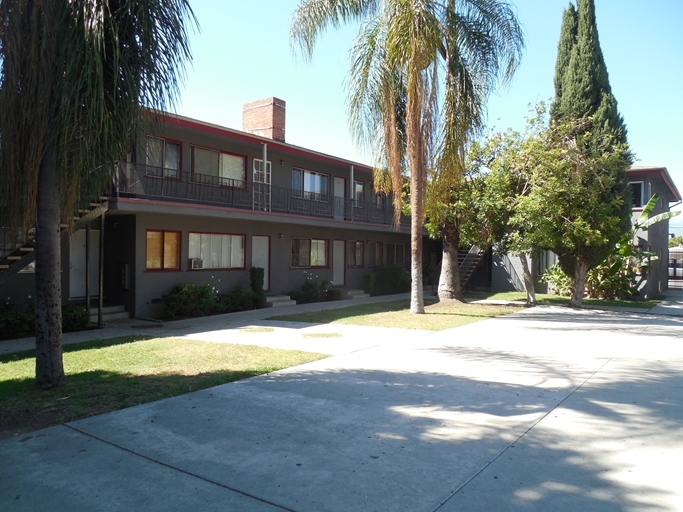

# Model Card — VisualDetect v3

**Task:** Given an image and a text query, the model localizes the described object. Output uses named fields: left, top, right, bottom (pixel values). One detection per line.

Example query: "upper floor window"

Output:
left=630, top=181, right=648, bottom=208
left=353, top=181, right=364, bottom=205
left=146, top=230, right=180, bottom=271
left=253, top=158, right=272, bottom=185
left=192, top=146, right=246, bottom=187
left=146, top=136, right=180, bottom=179
left=292, top=168, right=329, bottom=200
left=188, top=232, right=245, bottom=269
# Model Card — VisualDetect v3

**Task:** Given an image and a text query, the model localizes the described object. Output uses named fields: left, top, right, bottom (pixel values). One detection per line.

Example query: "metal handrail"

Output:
left=115, top=164, right=410, bottom=228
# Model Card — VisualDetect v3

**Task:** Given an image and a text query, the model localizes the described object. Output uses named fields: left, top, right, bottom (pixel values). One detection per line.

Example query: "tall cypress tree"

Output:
left=550, top=3, right=577, bottom=120
left=547, top=0, right=632, bottom=307
left=552, top=0, right=628, bottom=144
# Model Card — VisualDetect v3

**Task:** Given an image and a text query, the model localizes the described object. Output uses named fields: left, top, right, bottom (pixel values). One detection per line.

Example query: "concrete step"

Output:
left=87, top=305, right=130, bottom=323
left=264, top=295, right=297, bottom=308
left=342, top=289, right=370, bottom=299
left=89, top=311, right=131, bottom=323
left=88, top=305, right=125, bottom=315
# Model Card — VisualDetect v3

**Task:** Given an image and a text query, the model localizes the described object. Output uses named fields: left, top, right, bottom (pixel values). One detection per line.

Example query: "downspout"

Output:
left=350, top=165, right=354, bottom=221
left=263, top=143, right=270, bottom=212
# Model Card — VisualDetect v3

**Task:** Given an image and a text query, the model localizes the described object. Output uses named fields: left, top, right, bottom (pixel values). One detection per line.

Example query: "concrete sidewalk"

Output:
left=2, top=296, right=683, bottom=511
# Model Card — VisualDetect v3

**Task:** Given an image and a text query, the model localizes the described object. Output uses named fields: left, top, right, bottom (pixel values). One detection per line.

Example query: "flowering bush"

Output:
left=289, top=277, right=341, bottom=304
left=163, top=284, right=257, bottom=320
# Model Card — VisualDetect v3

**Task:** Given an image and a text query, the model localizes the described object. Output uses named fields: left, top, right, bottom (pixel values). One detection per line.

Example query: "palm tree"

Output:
left=291, top=0, right=523, bottom=311
left=0, top=0, right=196, bottom=388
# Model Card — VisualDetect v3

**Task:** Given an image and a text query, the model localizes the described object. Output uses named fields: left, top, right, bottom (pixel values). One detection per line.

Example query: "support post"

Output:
left=98, top=212, right=105, bottom=328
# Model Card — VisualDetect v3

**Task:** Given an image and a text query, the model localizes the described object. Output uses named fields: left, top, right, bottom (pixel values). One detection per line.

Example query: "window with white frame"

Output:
left=292, top=168, right=329, bottom=200
left=146, top=136, right=180, bottom=179
left=192, top=146, right=246, bottom=186
left=386, top=243, right=405, bottom=267
left=188, top=233, right=245, bottom=269
left=348, top=240, right=364, bottom=268
left=291, top=238, right=327, bottom=268
left=253, top=158, right=272, bottom=184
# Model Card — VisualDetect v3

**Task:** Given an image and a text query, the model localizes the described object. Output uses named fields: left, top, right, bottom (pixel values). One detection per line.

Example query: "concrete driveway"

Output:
left=1, top=305, right=682, bottom=511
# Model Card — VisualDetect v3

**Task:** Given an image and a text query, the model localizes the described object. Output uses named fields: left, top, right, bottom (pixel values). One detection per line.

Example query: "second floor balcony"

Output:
left=114, top=164, right=410, bottom=228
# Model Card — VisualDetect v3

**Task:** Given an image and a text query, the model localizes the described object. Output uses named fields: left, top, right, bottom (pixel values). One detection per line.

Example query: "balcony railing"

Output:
left=114, top=164, right=409, bottom=228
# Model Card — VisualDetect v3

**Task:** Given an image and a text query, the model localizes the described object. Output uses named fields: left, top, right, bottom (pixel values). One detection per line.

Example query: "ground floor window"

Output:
left=348, top=240, right=364, bottom=268
left=291, top=238, right=327, bottom=268
left=146, top=230, right=180, bottom=270
left=368, top=241, right=383, bottom=267
left=188, top=232, right=245, bottom=269
left=386, top=243, right=405, bottom=267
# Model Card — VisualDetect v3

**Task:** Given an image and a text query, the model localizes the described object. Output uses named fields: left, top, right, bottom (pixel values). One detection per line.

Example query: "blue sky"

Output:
left=177, top=1, right=683, bottom=224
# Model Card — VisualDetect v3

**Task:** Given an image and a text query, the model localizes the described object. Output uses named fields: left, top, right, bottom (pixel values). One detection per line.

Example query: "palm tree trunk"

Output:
left=409, top=166, right=425, bottom=314
left=569, top=260, right=589, bottom=308
left=518, top=252, right=537, bottom=306
left=34, top=141, right=64, bottom=389
left=438, top=222, right=464, bottom=301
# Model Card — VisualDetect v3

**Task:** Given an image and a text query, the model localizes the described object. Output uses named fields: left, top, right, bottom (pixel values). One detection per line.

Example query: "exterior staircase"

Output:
left=0, top=197, right=109, bottom=285
left=264, top=295, right=297, bottom=307
left=430, top=245, right=486, bottom=295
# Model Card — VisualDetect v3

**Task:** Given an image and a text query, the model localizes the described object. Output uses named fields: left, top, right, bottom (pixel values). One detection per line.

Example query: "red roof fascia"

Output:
left=627, top=167, right=682, bottom=202
left=157, top=113, right=373, bottom=175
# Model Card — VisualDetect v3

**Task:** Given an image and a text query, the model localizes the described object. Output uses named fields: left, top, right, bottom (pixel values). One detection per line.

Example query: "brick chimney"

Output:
left=242, top=97, right=286, bottom=142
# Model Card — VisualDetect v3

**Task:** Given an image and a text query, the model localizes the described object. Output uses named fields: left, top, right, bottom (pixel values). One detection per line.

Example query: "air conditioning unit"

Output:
left=189, top=258, right=203, bottom=269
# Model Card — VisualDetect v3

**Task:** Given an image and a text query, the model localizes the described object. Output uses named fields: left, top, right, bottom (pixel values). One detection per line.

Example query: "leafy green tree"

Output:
left=670, top=235, right=683, bottom=248
left=467, top=111, right=551, bottom=306
left=549, top=0, right=632, bottom=307
left=544, top=193, right=680, bottom=300
left=0, top=0, right=195, bottom=388
left=291, top=0, right=523, bottom=312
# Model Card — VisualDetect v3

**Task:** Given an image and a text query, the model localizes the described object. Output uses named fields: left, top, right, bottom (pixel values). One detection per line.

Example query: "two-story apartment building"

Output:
left=475, top=166, right=681, bottom=299
left=1, top=98, right=411, bottom=319
left=627, top=166, right=681, bottom=298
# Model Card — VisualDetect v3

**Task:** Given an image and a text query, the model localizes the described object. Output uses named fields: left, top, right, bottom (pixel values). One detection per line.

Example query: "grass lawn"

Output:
left=0, top=335, right=327, bottom=439
left=467, top=291, right=660, bottom=309
left=269, top=299, right=523, bottom=330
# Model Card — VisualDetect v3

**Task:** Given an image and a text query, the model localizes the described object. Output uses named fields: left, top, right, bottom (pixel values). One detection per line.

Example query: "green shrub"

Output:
left=363, top=272, right=375, bottom=295
left=163, top=284, right=217, bottom=319
left=249, top=267, right=266, bottom=307
left=289, top=279, right=340, bottom=304
left=540, top=264, right=573, bottom=296
left=216, top=286, right=255, bottom=313
left=62, top=306, right=90, bottom=332
left=369, top=265, right=411, bottom=296
left=163, top=283, right=260, bottom=319
left=0, top=299, right=92, bottom=338
left=249, top=267, right=264, bottom=295
left=0, top=299, right=33, bottom=337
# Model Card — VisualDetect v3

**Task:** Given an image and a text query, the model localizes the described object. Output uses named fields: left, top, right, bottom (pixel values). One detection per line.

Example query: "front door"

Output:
left=70, top=229, right=100, bottom=299
left=333, top=177, right=345, bottom=220
left=252, top=235, right=270, bottom=291
left=332, top=240, right=345, bottom=287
